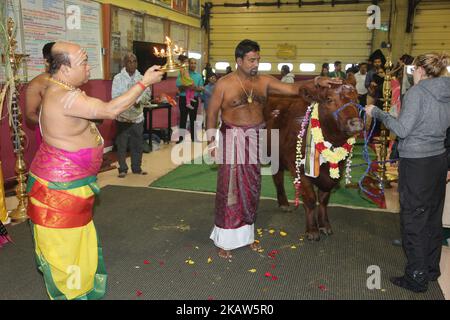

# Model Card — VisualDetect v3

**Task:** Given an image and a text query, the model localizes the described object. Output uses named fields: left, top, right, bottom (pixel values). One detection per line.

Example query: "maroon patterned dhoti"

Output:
left=210, top=121, right=265, bottom=250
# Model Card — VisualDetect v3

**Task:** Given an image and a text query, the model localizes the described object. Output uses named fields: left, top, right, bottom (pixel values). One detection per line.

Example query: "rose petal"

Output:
left=272, top=276, right=278, bottom=280
left=136, top=290, right=143, bottom=296
left=280, top=231, right=287, bottom=237
left=144, top=260, right=150, bottom=265
left=248, top=269, right=257, bottom=273
left=265, top=272, right=272, bottom=277
left=207, top=257, right=213, bottom=264
left=318, top=284, right=328, bottom=291
left=290, top=245, right=297, bottom=249
left=269, top=229, right=275, bottom=234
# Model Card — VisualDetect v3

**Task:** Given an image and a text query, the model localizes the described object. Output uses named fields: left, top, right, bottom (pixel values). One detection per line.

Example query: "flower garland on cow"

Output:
left=294, top=102, right=356, bottom=206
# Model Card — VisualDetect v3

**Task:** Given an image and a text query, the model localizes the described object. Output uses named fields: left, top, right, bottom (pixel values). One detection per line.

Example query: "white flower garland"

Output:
left=309, top=103, right=356, bottom=179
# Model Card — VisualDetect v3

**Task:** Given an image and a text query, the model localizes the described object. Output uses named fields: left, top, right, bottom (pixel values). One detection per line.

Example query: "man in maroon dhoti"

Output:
left=207, top=39, right=340, bottom=258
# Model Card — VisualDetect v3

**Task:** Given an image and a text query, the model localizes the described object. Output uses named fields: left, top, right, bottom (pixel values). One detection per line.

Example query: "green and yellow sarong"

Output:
left=27, top=142, right=107, bottom=300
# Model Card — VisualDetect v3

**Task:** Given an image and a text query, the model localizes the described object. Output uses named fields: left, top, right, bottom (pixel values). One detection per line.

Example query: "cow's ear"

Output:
left=346, top=73, right=356, bottom=87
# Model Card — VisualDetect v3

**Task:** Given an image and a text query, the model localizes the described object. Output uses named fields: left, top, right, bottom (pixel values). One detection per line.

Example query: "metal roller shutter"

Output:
left=209, top=8, right=372, bottom=74
left=412, top=0, right=450, bottom=57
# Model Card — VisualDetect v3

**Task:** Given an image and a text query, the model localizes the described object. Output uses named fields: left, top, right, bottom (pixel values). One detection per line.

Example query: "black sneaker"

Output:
left=390, top=276, right=427, bottom=293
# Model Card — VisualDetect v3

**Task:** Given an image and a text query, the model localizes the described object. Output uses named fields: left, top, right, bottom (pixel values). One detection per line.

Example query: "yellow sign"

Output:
left=277, top=44, right=296, bottom=59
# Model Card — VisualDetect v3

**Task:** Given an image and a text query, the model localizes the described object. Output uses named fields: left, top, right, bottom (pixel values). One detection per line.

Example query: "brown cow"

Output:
left=264, top=78, right=363, bottom=241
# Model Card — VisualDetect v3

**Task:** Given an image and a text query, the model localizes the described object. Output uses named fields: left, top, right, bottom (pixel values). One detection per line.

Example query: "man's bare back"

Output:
left=41, top=85, right=100, bottom=151
left=25, top=73, right=50, bottom=125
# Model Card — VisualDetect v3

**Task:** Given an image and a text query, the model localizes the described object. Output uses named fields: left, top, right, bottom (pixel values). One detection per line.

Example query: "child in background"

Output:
left=178, top=55, right=195, bottom=110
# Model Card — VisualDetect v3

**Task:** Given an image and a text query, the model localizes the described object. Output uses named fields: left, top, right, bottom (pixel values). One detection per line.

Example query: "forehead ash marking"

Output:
left=72, top=49, right=88, bottom=66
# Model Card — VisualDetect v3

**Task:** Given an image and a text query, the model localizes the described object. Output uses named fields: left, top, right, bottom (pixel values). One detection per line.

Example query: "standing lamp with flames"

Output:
left=1, top=17, right=29, bottom=223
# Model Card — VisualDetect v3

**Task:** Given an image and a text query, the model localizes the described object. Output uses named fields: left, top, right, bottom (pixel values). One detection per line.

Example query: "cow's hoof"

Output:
left=306, top=231, right=320, bottom=241
left=319, top=227, right=333, bottom=236
left=280, top=205, right=293, bottom=212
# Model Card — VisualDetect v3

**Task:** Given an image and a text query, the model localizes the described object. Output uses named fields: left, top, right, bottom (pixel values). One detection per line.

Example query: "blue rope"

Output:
left=358, top=110, right=384, bottom=198
left=333, top=100, right=385, bottom=198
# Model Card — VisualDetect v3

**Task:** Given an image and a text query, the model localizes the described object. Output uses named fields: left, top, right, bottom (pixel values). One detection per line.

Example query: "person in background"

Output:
left=354, top=62, right=368, bottom=107
left=202, top=62, right=214, bottom=85
left=328, top=61, right=346, bottom=79
left=176, top=57, right=204, bottom=143
left=202, top=73, right=217, bottom=129
left=25, top=42, right=55, bottom=146
left=178, top=55, right=196, bottom=110
left=365, top=50, right=386, bottom=105
left=320, top=63, right=329, bottom=77
left=280, top=65, right=295, bottom=83
left=112, top=53, right=152, bottom=178
left=365, top=50, right=386, bottom=138
left=365, top=52, right=450, bottom=293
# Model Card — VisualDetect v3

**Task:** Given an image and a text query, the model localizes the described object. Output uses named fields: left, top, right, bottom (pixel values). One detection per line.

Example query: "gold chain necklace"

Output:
left=48, top=77, right=77, bottom=91
left=236, top=74, right=254, bottom=104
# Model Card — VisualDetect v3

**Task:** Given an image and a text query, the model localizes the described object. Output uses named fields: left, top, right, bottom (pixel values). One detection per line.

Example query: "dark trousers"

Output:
left=115, top=121, right=144, bottom=173
left=398, top=152, right=446, bottom=282
left=358, top=94, right=367, bottom=119
left=358, top=94, right=367, bottom=107
left=178, top=96, right=199, bottom=141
